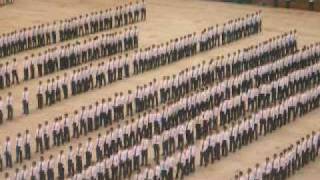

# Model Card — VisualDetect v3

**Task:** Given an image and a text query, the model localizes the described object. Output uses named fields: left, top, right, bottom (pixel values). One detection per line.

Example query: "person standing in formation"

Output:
left=6, top=92, right=13, bottom=120
left=15, top=133, right=23, bottom=164
left=3, top=136, right=12, bottom=168
left=24, top=129, right=31, bottom=160
left=22, top=87, right=29, bottom=115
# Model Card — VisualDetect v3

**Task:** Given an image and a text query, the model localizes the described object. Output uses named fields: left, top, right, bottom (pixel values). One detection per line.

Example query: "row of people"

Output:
left=0, top=26, right=139, bottom=90
left=235, top=131, right=320, bottom=180
left=4, top=140, right=149, bottom=180
left=0, top=1, right=145, bottom=59
left=132, top=11, right=262, bottom=75
left=133, top=145, right=197, bottom=180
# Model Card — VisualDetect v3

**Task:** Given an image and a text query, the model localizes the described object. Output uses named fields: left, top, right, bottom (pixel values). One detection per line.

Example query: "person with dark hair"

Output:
left=22, top=87, right=29, bottom=115
left=15, top=133, right=23, bottom=164
left=6, top=92, right=13, bottom=120
left=24, top=129, right=31, bottom=160
left=57, top=150, right=65, bottom=179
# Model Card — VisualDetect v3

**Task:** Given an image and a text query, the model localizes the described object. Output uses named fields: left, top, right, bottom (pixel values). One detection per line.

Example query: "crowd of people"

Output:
left=3, top=32, right=320, bottom=180
left=0, top=1, right=319, bottom=179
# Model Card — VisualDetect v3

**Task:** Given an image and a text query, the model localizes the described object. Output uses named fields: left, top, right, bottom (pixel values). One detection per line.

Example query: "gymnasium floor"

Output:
left=0, top=0, right=319, bottom=179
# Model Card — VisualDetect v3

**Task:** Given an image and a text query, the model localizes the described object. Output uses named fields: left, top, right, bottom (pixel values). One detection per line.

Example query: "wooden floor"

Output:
left=0, top=0, right=320, bottom=179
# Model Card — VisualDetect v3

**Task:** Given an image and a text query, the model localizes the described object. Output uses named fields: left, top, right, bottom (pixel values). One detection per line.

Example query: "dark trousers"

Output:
left=24, top=143, right=31, bottom=159
left=76, top=156, right=82, bottom=173
left=16, top=146, right=23, bottom=163
left=4, top=152, right=12, bottom=168
left=7, top=104, right=13, bottom=120
left=36, top=137, right=44, bottom=153
left=0, top=110, right=3, bottom=124
left=37, top=94, right=44, bottom=109
left=67, top=159, right=75, bottom=177
left=153, top=144, right=160, bottom=164
left=85, top=151, right=92, bottom=167
left=44, top=134, right=50, bottom=150
left=23, top=100, right=29, bottom=114
left=58, top=163, right=64, bottom=179
left=47, top=168, right=54, bottom=180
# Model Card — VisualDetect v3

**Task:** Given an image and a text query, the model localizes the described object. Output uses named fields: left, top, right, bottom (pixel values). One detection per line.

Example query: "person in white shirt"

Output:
left=111, top=153, right=120, bottom=180
left=62, top=73, right=69, bottom=99
left=22, top=87, right=29, bottom=115
left=152, top=134, right=161, bottom=164
left=20, top=164, right=29, bottom=180
left=23, top=56, right=30, bottom=81
left=72, top=110, right=80, bottom=139
left=141, top=138, right=149, bottom=166
left=79, top=106, right=88, bottom=136
left=254, top=163, right=263, bottom=180
left=42, top=121, right=51, bottom=151
left=30, top=161, right=38, bottom=180
left=119, top=149, right=128, bottom=179
left=45, top=79, right=52, bottom=105
left=38, top=156, right=48, bottom=180
left=221, top=126, right=230, bottom=157
left=200, top=136, right=208, bottom=167
left=66, top=145, right=75, bottom=177
left=6, top=92, right=13, bottom=120
left=311, top=131, right=319, bottom=160
left=15, top=133, right=23, bottom=164
left=4, top=62, right=11, bottom=88
left=62, top=113, right=70, bottom=143
left=52, top=118, right=60, bottom=147
left=35, top=123, right=44, bottom=154
left=24, top=129, right=31, bottom=160
left=11, top=58, right=19, bottom=85
left=57, top=150, right=65, bottom=179
left=140, top=0, right=146, bottom=21
left=85, top=137, right=93, bottom=167
left=46, top=155, right=55, bottom=180
left=96, top=133, right=103, bottom=162
left=75, top=143, right=83, bottom=173
left=37, top=80, right=44, bottom=109
left=15, top=166, right=23, bottom=179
